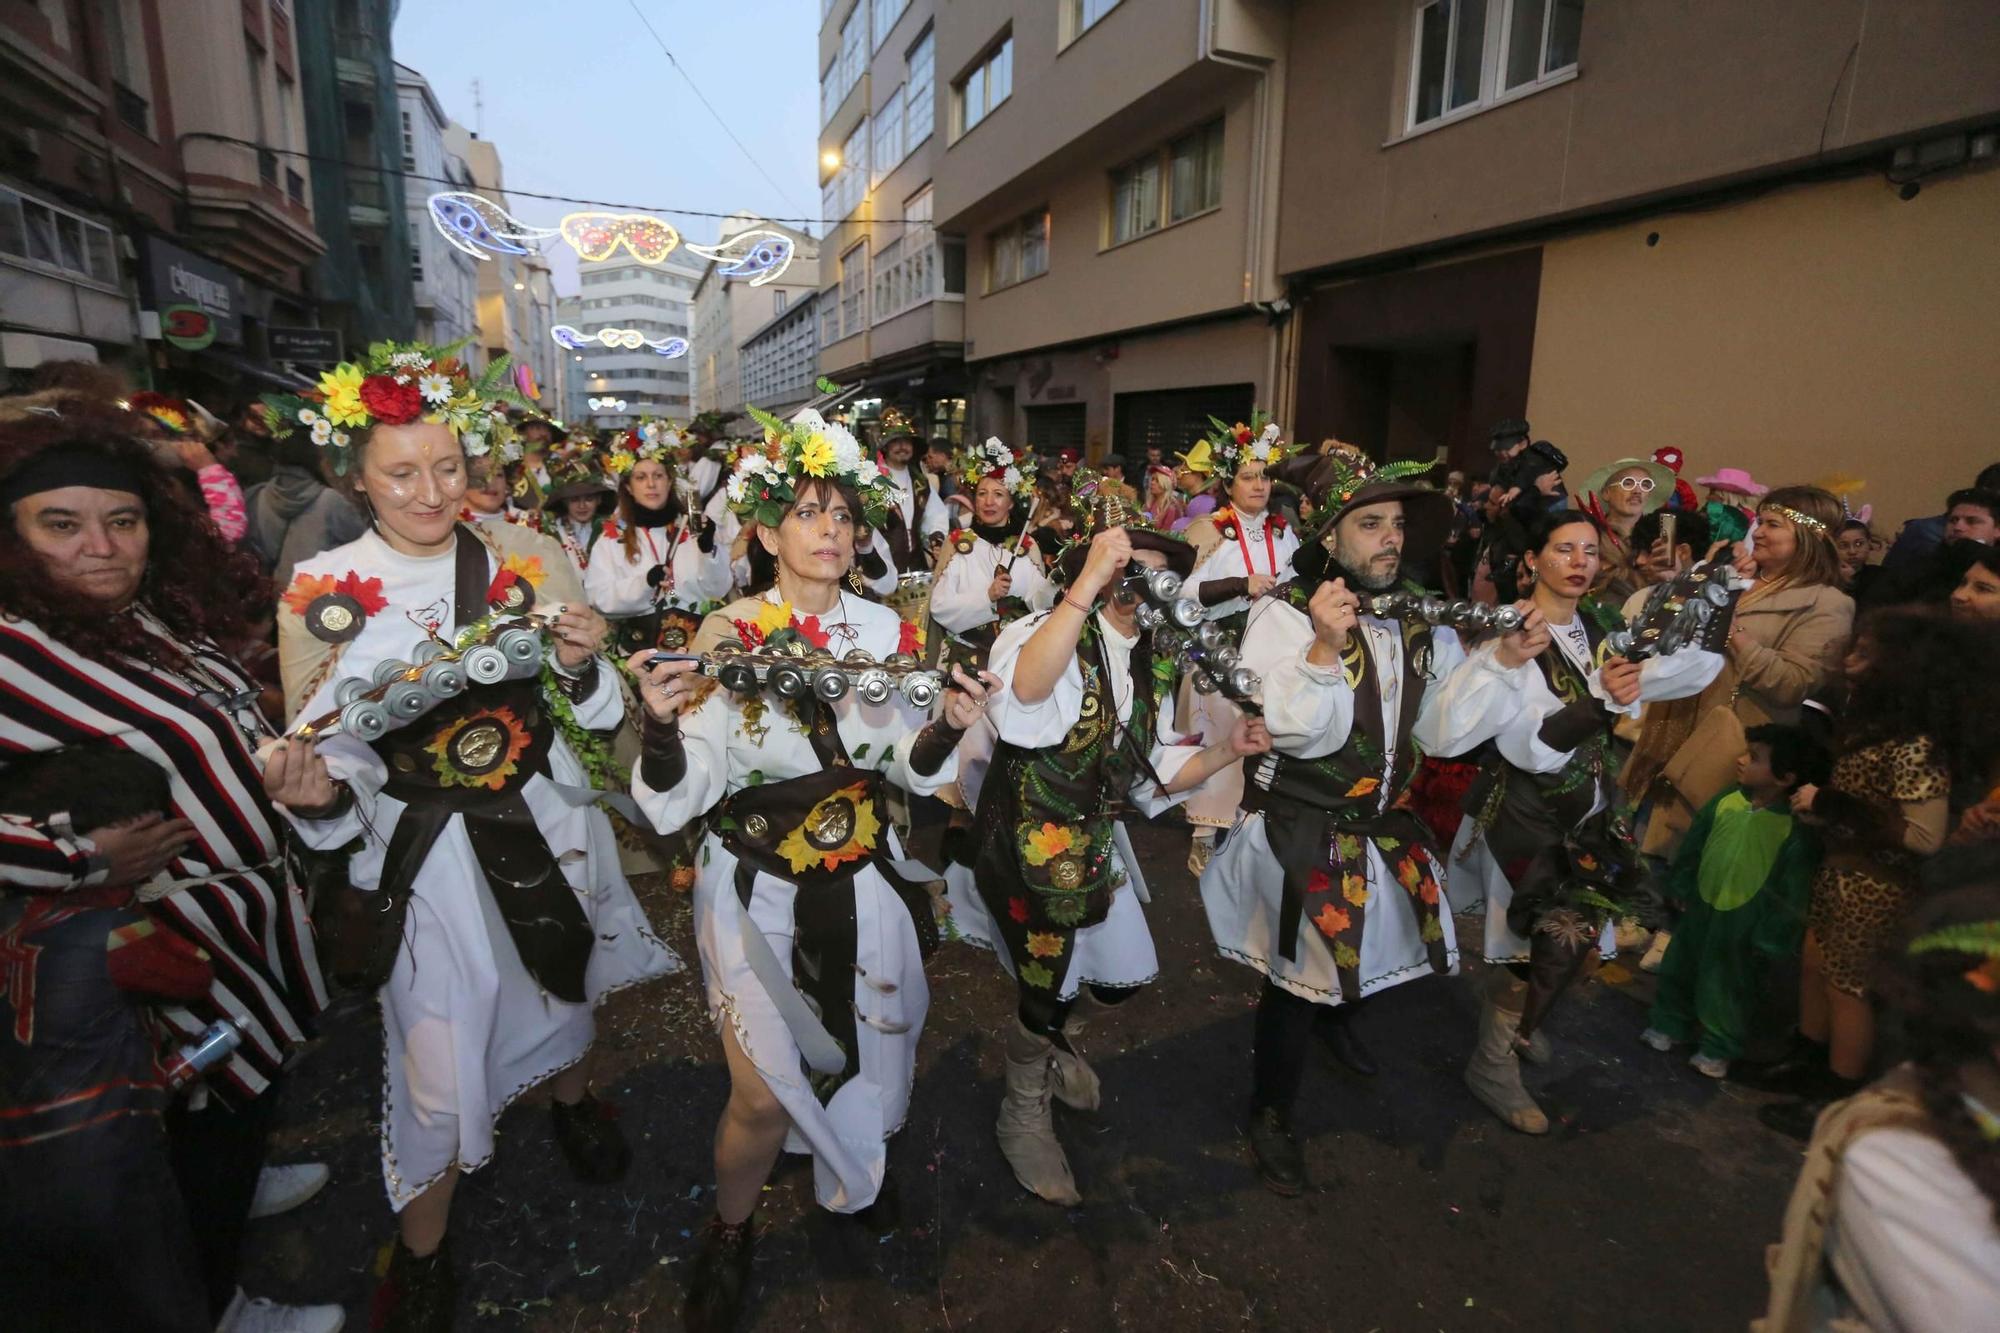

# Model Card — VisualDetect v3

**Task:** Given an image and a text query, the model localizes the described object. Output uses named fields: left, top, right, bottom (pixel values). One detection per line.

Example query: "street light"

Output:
left=820, top=150, right=840, bottom=170
left=513, top=280, right=526, bottom=291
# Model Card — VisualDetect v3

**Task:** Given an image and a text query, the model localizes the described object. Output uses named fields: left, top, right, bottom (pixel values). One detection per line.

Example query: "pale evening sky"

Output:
left=391, top=0, right=822, bottom=297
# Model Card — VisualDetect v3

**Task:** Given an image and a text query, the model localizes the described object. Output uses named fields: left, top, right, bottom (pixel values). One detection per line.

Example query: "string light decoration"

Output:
left=560, top=211, right=682, bottom=264
left=685, top=229, right=795, bottom=286
left=428, top=192, right=685, bottom=267
left=427, top=191, right=557, bottom=260
left=551, top=325, right=690, bottom=357
left=586, top=397, right=630, bottom=412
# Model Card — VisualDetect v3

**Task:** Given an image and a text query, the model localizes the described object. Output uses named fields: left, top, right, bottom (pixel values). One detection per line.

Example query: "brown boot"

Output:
left=996, top=1018, right=1082, bottom=1205
left=371, top=1235, right=456, bottom=1333
left=1463, top=973, right=1550, bottom=1135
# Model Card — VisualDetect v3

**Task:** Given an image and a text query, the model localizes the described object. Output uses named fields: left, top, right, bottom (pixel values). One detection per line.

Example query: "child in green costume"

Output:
left=1641, top=724, right=1828, bottom=1077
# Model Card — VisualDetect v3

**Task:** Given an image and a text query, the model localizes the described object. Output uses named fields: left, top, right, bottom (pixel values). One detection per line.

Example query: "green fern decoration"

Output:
left=1908, top=921, right=2000, bottom=960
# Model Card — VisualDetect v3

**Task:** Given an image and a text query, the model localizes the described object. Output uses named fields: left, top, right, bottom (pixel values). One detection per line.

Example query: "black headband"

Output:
left=0, top=449, right=147, bottom=509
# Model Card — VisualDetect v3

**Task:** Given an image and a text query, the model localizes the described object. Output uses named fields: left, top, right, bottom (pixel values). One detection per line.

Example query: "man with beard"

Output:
left=874, top=406, right=947, bottom=576
left=1200, top=445, right=1551, bottom=1196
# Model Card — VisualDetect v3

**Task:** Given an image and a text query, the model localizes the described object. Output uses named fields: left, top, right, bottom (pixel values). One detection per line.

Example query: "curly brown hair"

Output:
left=0, top=402, right=267, bottom=667
left=1844, top=607, right=2000, bottom=795
left=1875, top=881, right=2000, bottom=1225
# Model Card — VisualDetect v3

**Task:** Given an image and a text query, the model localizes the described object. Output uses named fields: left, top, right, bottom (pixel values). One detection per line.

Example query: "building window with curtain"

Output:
left=953, top=33, right=1012, bottom=140
left=871, top=0, right=907, bottom=49
left=1408, top=0, right=1582, bottom=131
left=1105, top=117, right=1223, bottom=246
left=1060, top=0, right=1120, bottom=49
left=987, top=207, right=1047, bottom=292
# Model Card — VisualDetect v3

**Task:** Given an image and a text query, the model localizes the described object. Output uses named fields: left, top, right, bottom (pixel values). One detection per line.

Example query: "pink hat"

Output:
left=1693, top=466, right=1767, bottom=498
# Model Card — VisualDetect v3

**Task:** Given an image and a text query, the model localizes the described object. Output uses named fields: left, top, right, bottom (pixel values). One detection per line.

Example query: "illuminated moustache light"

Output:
left=586, top=397, right=629, bottom=411
left=684, top=229, right=796, bottom=287
left=560, top=211, right=682, bottom=264
left=552, top=325, right=690, bottom=358
left=427, top=191, right=558, bottom=260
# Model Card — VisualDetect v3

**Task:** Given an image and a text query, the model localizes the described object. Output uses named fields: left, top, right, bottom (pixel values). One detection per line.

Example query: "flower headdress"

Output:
left=125, top=390, right=195, bottom=438
left=603, top=418, right=683, bottom=476
left=1051, top=470, right=1194, bottom=580
left=732, top=394, right=894, bottom=529
left=1179, top=411, right=1292, bottom=485
left=955, top=436, right=1037, bottom=499
left=260, top=339, right=525, bottom=474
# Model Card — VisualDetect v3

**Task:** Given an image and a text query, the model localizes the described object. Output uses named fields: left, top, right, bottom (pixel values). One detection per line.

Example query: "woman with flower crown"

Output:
left=1176, top=414, right=1300, bottom=870
left=262, top=342, right=679, bottom=1333
left=628, top=405, right=992, bottom=1333
left=926, top=437, right=1055, bottom=675
left=535, top=435, right=616, bottom=581
left=585, top=420, right=734, bottom=655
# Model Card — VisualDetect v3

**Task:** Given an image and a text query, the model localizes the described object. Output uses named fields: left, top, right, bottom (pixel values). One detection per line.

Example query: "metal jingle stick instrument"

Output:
left=644, top=645, right=952, bottom=709
left=1117, top=566, right=1264, bottom=709
left=289, top=608, right=567, bottom=743
left=1606, top=557, right=1745, bottom=661
left=1357, top=591, right=1527, bottom=634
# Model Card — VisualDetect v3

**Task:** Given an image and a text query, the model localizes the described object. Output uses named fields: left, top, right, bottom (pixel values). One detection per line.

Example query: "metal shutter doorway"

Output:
left=1113, top=383, right=1255, bottom=459
left=1023, top=403, right=1087, bottom=454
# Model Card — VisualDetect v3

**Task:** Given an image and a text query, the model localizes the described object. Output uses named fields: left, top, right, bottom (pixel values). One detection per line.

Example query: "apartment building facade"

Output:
left=1277, top=0, right=2000, bottom=527
left=1, top=0, right=326, bottom=390
left=741, top=287, right=823, bottom=418
left=571, top=251, right=702, bottom=430
left=296, top=0, right=412, bottom=350
left=932, top=0, right=1289, bottom=462
left=395, top=63, right=478, bottom=355
left=690, top=214, right=820, bottom=419
left=816, top=0, right=967, bottom=446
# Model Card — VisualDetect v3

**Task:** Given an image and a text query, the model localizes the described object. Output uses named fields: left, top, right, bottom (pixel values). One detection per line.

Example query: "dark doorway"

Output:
left=1293, top=249, right=1540, bottom=474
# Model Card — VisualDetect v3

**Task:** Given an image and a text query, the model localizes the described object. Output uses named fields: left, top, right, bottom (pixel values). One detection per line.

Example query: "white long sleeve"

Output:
left=931, top=538, right=1055, bottom=635
left=987, top=610, right=1199, bottom=818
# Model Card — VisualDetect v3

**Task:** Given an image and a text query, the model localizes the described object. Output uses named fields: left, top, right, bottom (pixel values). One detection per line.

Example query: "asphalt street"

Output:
left=246, top=819, right=1807, bottom=1332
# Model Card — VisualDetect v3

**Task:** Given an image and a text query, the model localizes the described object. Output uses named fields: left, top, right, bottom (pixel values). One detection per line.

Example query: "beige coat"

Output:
left=1625, top=580, right=1853, bottom=855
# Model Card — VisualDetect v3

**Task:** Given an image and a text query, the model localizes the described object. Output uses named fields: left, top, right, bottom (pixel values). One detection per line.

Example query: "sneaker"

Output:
left=248, top=1162, right=331, bottom=1220
left=1244, top=1106, right=1307, bottom=1197
left=1638, top=1027, right=1676, bottom=1052
left=217, top=1289, right=345, bottom=1333
left=1689, top=1052, right=1730, bottom=1079
left=1638, top=930, right=1673, bottom=973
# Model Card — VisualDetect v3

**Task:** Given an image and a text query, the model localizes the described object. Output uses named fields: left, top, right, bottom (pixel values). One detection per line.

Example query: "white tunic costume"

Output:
left=927, top=531, right=1056, bottom=652
left=279, top=526, right=679, bottom=1209
left=631, top=591, right=956, bottom=1212
left=584, top=521, right=734, bottom=623
left=943, top=611, right=1204, bottom=997
left=1200, top=597, right=1527, bottom=1003
left=1444, top=616, right=1723, bottom=962
left=1177, top=508, right=1299, bottom=830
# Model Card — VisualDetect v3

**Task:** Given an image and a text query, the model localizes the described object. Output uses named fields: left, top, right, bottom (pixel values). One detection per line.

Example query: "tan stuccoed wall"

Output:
left=1525, top=168, right=2000, bottom=535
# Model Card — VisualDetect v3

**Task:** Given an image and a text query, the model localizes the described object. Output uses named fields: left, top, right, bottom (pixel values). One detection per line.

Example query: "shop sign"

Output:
left=269, top=326, right=344, bottom=365
left=160, top=304, right=216, bottom=351
left=139, top=237, right=243, bottom=345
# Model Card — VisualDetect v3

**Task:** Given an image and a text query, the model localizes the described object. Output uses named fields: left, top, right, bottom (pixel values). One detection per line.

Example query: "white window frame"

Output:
left=839, top=240, right=870, bottom=340
left=904, top=28, right=935, bottom=154
left=953, top=33, right=1012, bottom=141
left=1104, top=117, right=1223, bottom=249
left=1107, top=152, right=1161, bottom=247
left=871, top=0, right=907, bottom=50
left=1404, top=0, right=1581, bottom=135
left=1059, top=0, right=1121, bottom=50
left=872, top=88, right=904, bottom=186
left=0, top=185, right=119, bottom=287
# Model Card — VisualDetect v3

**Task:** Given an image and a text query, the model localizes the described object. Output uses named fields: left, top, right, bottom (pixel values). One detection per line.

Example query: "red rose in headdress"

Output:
left=358, top=375, right=424, bottom=425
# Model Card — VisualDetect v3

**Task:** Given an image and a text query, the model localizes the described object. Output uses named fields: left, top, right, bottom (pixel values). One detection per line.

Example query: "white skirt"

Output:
left=378, top=778, right=680, bottom=1210
left=1443, top=816, right=1618, bottom=965
left=1200, top=811, right=1458, bottom=1005
left=690, top=834, right=930, bottom=1214
left=941, top=823, right=1160, bottom=998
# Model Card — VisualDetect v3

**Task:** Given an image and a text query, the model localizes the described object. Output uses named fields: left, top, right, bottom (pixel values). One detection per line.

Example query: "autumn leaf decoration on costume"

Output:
left=730, top=600, right=831, bottom=654
left=484, top=553, right=547, bottom=615
left=896, top=617, right=924, bottom=658
left=425, top=705, right=533, bottom=791
left=775, top=781, right=881, bottom=874
left=284, top=570, right=389, bottom=644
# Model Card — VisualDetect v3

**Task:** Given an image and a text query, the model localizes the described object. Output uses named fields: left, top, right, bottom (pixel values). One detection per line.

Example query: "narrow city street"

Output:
left=247, top=819, right=1805, bottom=1332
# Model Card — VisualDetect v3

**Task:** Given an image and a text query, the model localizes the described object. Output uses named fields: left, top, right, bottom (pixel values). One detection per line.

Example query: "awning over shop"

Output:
left=194, top=346, right=314, bottom=391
